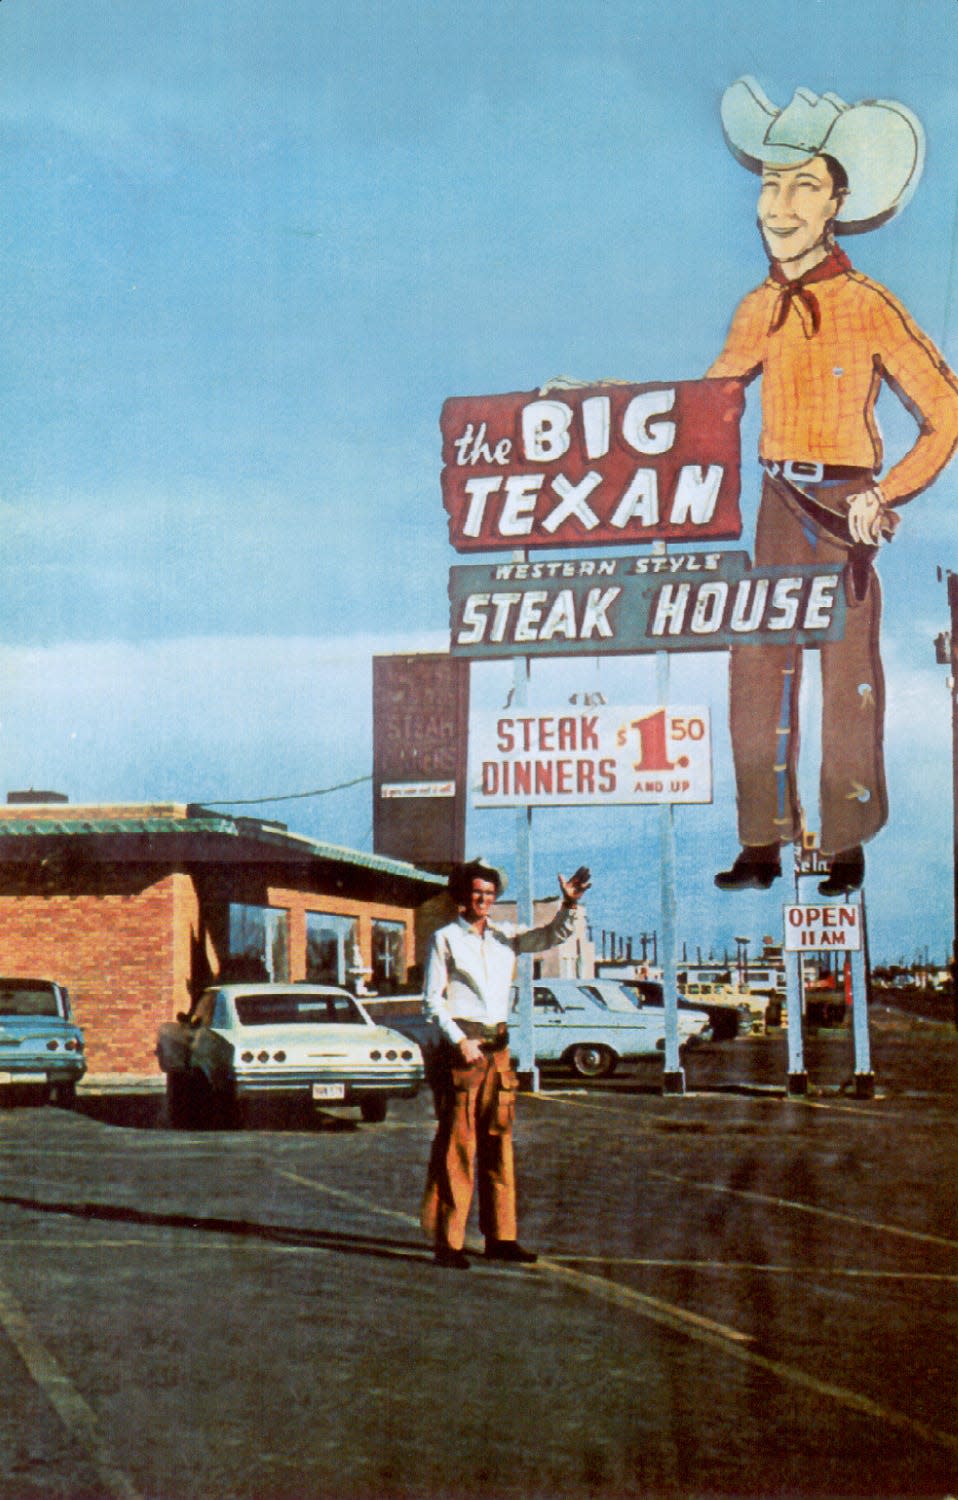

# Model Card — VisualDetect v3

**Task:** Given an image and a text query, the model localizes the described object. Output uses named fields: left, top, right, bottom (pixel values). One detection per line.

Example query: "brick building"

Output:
left=490, top=897, right=595, bottom=980
left=0, top=800, right=446, bottom=1074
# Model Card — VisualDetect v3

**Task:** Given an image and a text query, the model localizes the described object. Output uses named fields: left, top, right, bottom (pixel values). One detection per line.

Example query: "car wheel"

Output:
left=51, top=1081, right=77, bottom=1109
left=165, top=1071, right=197, bottom=1129
left=568, top=1044, right=617, bottom=1079
left=195, top=1075, right=238, bottom=1130
left=709, top=1011, right=739, bottom=1042
left=360, top=1096, right=388, bottom=1124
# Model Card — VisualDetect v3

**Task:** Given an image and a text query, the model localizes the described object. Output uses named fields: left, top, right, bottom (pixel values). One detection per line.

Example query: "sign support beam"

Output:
left=849, top=890, right=874, bottom=1097
left=788, top=870, right=873, bottom=1097
left=655, top=547, right=684, bottom=1094
left=511, top=577, right=539, bottom=1093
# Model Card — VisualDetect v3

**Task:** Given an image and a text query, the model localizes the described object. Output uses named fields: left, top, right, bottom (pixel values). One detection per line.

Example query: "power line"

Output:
left=203, top=774, right=372, bottom=808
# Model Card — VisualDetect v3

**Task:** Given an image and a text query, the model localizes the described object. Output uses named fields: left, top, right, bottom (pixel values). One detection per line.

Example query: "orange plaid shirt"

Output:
left=707, top=265, right=958, bottom=504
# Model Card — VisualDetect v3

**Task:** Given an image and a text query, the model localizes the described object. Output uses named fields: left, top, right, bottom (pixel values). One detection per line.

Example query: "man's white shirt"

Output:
left=423, top=904, right=578, bottom=1045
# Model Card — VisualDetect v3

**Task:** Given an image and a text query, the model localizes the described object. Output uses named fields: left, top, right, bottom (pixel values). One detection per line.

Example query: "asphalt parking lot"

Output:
left=0, top=1009, right=955, bottom=1500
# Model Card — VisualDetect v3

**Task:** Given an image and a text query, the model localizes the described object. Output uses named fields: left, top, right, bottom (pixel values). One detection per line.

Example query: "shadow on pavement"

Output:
left=0, top=1188, right=428, bottom=1265
left=74, top=1094, right=364, bottom=1133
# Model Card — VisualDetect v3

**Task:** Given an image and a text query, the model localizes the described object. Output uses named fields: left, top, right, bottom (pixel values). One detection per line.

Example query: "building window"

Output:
left=306, top=912, right=360, bottom=987
left=226, top=904, right=289, bottom=982
left=371, top=919, right=406, bottom=991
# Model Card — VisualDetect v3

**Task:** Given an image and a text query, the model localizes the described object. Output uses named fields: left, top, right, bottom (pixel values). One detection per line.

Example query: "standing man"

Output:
left=708, top=78, right=958, bottom=896
left=421, top=856, right=590, bottom=1269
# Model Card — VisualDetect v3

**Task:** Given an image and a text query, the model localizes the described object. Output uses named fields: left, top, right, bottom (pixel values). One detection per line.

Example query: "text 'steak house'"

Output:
left=0, top=800, right=446, bottom=1075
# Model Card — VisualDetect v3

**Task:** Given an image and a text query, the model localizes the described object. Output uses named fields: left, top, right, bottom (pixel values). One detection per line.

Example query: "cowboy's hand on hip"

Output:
left=848, top=487, right=898, bottom=546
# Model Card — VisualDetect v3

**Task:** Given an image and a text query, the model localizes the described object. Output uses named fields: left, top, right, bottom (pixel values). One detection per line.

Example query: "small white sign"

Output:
left=380, top=781, right=456, bottom=799
left=471, top=704, right=711, bottom=807
left=783, top=903, right=862, bottom=952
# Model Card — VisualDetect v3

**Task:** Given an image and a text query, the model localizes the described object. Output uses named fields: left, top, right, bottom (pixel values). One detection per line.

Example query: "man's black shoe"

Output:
left=484, top=1239, right=538, bottom=1265
left=818, top=845, right=864, bottom=896
left=714, top=844, right=782, bottom=891
left=434, top=1246, right=470, bottom=1269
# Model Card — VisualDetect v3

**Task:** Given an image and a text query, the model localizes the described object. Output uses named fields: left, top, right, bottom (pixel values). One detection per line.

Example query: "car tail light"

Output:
left=401, top=1050, right=413, bottom=1060
left=386, top=1050, right=397, bottom=1061
left=273, top=1050, right=286, bottom=1062
left=65, top=1039, right=80, bottom=1052
left=370, top=1049, right=382, bottom=1060
left=257, top=1050, right=269, bottom=1063
left=241, top=1051, right=254, bottom=1063
left=46, top=1040, right=59, bottom=1051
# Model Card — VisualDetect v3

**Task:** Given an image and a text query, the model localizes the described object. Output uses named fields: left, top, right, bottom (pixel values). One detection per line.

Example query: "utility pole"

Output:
left=934, top=567, right=958, bottom=1028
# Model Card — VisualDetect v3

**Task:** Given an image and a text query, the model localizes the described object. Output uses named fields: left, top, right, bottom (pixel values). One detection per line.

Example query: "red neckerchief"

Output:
left=768, top=244, right=852, bottom=335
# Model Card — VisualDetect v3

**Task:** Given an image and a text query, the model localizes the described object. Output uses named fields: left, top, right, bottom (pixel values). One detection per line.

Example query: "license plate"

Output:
left=0, top=1072, right=45, bottom=1085
left=312, top=1082, right=346, bottom=1101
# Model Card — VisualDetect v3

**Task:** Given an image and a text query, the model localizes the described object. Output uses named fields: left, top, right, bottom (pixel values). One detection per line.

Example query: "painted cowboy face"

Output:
left=757, top=155, right=842, bottom=268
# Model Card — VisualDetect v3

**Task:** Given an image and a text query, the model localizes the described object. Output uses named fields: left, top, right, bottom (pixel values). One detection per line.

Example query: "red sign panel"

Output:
left=441, top=379, right=745, bottom=552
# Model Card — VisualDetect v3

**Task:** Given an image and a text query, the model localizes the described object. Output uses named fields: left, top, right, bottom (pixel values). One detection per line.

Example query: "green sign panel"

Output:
left=448, top=550, right=846, bottom=658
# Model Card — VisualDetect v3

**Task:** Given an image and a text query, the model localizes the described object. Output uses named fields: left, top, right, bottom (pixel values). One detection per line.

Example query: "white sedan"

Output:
left=156, top=982, right=424, bottom=1127
left=512, top=979, right=710, bottom=1078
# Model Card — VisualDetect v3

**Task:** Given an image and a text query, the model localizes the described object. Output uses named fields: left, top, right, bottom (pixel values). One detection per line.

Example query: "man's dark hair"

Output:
left=448, top=860, right=502, bottom=905
left=820, top=152, right=849, bottom=199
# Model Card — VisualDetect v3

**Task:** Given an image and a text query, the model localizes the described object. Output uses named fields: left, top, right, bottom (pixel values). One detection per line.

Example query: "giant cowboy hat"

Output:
left=720, top=76, right=925, bottom=233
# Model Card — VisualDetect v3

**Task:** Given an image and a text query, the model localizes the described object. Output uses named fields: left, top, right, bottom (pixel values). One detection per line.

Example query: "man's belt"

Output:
left=763, top=460, right=875, bottom=485
left=762, top=461, right=879, bottom=548
left=453, top=1019, right=510, bottom=1050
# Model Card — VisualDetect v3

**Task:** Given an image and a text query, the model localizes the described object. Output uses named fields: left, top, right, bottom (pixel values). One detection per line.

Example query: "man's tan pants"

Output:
left=421, top=1045, right=519, bottom=1252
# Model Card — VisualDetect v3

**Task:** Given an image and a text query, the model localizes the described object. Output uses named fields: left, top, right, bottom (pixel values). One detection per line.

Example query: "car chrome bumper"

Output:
left=0, top=1063, right=86, bottom=1086
left=232, top=1065, right=423, bottom=1097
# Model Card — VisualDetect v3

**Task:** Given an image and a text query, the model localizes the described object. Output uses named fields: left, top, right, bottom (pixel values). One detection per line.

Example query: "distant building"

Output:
left=490, top=896, right=594, bottom=980
left=0, top=800, right=445, bottom=1074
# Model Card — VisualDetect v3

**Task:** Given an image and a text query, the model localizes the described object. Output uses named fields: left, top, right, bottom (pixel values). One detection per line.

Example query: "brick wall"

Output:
left=0, top=859, right=433, bottom=1075
left=0, top=870, right=187, bottom=1073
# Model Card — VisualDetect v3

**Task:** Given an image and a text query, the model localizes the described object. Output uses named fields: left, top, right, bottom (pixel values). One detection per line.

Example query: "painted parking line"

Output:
left=534, top=1092, right=958, bottom=1250
left=4, top=1233, right=956, bottom=1289
left=644, top=1168, right=958, bottom=1251
left=545, top=1255, right=958, bottom=1282
left=280, top=1169, right=429, bottom=1226
left=538, top=1255, right=958, bottom=1456
left=276, top=1167, right=958, bottom=1455
left=0, top=1274, right=143, bottom=1500
left=278, top=1169, right=751, bottom=1344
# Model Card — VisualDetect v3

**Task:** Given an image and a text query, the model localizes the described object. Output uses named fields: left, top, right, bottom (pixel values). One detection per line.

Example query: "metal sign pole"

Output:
left=849, top=889, right=874, bottom=1097
left=510, top=554, right=538, bottom=1089
left=787, top=868, right=811, bottom=1095
left=788, top=865, right=873, bottom=1098
left=656, top=645, right=684, bottom=1094
left=784, top=947, right=807, bottom=1095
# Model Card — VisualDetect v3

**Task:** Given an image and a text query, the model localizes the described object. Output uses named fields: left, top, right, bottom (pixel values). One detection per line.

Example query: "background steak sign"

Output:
left=441, top=379, right=745, bottom=551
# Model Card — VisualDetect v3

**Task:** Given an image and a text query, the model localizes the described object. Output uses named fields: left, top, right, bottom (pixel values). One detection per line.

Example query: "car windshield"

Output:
left=579, top=984, right=637, bottom=1014
left=233, top=992, right=365, bottom=1026
left=0, top=984, right=60, bottom=1017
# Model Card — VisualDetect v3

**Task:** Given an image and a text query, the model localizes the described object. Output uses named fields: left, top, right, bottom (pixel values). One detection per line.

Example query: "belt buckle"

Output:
left=783, top=460, right=824, bottom=484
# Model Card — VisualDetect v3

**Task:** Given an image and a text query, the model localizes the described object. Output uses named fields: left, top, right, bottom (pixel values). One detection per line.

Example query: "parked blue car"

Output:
left=0, top=977, right=86, bottom=1105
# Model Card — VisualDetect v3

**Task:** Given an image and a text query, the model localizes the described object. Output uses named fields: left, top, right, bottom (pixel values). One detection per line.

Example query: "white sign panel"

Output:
left=380, top=781, right=456, bottom=799
left=470, top=705, right=712, bottom=807
left=783, top=903, right=862, bottom=952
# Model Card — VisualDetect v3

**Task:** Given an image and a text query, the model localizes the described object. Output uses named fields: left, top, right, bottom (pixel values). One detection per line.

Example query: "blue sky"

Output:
left=0, top=0, right=956, bottom=965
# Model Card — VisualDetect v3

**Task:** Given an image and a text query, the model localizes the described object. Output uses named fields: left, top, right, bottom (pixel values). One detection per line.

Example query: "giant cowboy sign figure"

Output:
left=709, top=78, right=958, bottom=897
